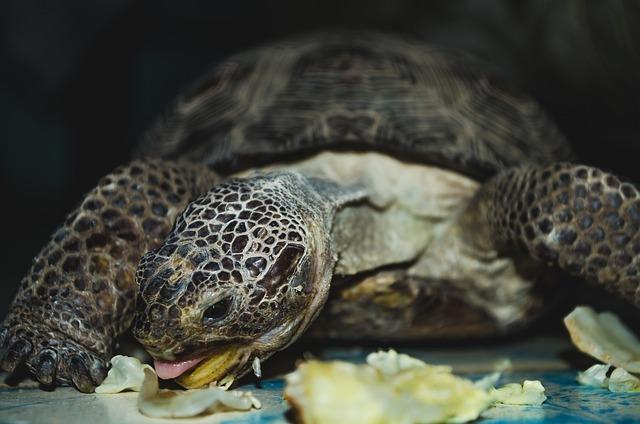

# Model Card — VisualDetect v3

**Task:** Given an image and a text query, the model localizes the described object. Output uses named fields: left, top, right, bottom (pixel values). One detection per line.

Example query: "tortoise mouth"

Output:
left=154, top=356, right=204, bottom=380
left=144, top=307, right=310, bottom=386
left=175, top=344, right=250, bottom=388
left=151, top=343, right=252, bottom=388
left=148, top=309, right=313, bottom=388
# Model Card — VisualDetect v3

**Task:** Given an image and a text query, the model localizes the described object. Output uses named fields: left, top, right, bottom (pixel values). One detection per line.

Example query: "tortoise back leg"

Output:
left=0, top=159, right=217, bottom=392
left=464, top=162, right=640, bottom=305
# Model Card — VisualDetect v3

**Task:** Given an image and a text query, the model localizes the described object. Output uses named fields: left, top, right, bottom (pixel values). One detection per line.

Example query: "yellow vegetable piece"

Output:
left=176, top=346, right=242, bottom=388
left=284, top=350, right=493, bottom=424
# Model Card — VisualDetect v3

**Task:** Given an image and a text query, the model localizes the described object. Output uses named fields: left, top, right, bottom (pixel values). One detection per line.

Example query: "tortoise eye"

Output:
left=203, top=297, right=232, bottom=324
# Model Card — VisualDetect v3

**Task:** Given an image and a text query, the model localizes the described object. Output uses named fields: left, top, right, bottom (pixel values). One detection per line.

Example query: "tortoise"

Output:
left=2, top=31, right=639, bottom=393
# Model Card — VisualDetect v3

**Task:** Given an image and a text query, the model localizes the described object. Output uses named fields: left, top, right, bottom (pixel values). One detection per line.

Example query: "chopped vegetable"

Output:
left=608, top=368, right=640, bottom=393
left=252, top=357, right=262, bottom=379
left=285, top=361, right=386, bottom=424
left=95, top=354, right=261, bottom=418
left=577, top=364, right=640, bottom=393
left=285, top=350, right=495, bottom=424
left=564, top=306, right=640, bottom=393
left=474, top=358, right=512, bottom=390
left=490, top=380, right=547, bottom=406
left=175, top=345, right=243, bottom=388
left=95, top=355, right=153, bottom=394
left=138, top=367, right=261, bottom=418
left=564, top=306, right=640, bottom=373
left=366, top=349, right=445, bottom=375
left=577, top=364, right=611, bottom=388
left=217, top=374, right=235, bottom=390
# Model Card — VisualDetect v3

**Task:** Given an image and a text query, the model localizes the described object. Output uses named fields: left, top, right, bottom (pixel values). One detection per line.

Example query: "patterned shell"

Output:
left=135, top=32, right=573, bottom=180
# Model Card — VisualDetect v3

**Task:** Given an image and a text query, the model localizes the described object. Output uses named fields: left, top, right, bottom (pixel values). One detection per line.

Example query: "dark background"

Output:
left=1, top=0, right=639, bottom=320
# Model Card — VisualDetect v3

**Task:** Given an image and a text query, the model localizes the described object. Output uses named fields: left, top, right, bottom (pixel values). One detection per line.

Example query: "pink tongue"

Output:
left=154, top=357, right=204, bottom=380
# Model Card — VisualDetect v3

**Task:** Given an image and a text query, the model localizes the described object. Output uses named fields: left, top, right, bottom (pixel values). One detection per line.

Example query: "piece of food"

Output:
left=285, top=361, right=386, bottom=424
left=576, top=364, right=611, bottom=388
left=564, top=306, right=640, bottom=373
left=138, top=367, right=261, bottom=418
left=95, top=355, right=153, bottom=394
left=366, top=349, right=444, bottom=376
left=565, top=307, right=640, bottom=393
left=174, top=346, right=243, bottom=388
left=252, top=357, right=262, bottom=378
left=490, top=380, right=546, bottom=406
left=95, top=354, right=261, bottom=418
left=285, top=350, right=494, bottom=424
left=607, top=367, right=640, bottom=393
left=474, top=358, right=513, bottom=390
left=577, top=364, right=640, bottom=393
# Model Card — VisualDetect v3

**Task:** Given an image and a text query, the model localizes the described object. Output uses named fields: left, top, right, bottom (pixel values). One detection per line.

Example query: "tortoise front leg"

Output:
left=0, top=159, right=217, bottom=392
left=466, top=162, right=640, bottom=304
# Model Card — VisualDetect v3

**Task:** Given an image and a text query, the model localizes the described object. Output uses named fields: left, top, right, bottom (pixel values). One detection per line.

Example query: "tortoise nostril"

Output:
left=202, top=297, right=232, bottom=325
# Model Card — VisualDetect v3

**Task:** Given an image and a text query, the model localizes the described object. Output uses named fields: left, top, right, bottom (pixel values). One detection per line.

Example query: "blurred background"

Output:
left=1, top=0, right=639, bottom=320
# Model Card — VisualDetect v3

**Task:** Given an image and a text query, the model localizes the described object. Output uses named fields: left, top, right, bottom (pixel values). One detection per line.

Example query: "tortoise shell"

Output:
left=136, top=32, right=573, bottom=180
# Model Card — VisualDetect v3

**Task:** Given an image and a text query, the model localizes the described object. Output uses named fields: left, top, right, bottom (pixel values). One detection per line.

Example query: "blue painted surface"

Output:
left=2, top=337, right=639, bottom=423
left=221, top=363, right=640, bottom=423
left=480, top=370, right=640, bottom=423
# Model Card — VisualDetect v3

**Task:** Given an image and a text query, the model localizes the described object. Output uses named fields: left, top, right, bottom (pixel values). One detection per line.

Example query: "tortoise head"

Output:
left=132, top=172, right=336, bottom=387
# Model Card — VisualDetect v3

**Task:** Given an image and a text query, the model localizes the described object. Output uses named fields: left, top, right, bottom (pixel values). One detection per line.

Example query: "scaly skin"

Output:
left=0, top=159, right=217, bottom=392
left=466, top=163, right=640, bottom=304
left=133, top=172, right=357, bottom=386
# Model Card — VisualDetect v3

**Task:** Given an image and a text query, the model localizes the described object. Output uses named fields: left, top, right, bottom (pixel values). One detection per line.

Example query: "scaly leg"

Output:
left=465, top=162, right=640, bottom=304
left=0, top=159, right=217, bottom=391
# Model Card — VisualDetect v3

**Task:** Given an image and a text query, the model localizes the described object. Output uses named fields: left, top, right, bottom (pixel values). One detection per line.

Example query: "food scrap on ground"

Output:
left=578, top=364, right=640, bottom=393
left=566, top=306, right=640, bottom=393
left=490, top=380, right=547, bottom=406
left=95, top=355, right=261, bottom=418
left=577, top=364, right=611, bottom=389
left=474, top=358, right=512, bottom=390
left=608, top=367, right=640, bottom=393
left=284, top=349, right=545, bottom=424
left=564, top=306, right=640, bottom=373
left=138, top=367, right=261, bottom=418
left=95, top=355, right=152, bottom=394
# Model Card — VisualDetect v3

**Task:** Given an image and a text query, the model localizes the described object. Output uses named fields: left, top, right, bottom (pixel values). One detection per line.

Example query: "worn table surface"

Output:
left=1, top=335, right=638, bottom=424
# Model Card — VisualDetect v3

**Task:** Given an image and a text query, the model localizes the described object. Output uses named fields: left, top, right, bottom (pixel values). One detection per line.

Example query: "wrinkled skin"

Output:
left=0, top=159, right=217, bottom=392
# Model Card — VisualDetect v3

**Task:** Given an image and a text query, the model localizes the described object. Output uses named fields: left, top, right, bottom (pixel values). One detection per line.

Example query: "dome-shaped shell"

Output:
left=136, top=32, right=573, bottom=180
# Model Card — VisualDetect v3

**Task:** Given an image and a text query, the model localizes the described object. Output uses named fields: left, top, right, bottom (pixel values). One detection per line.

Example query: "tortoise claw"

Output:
left=32, top=349, right=58, bottom=386
left=88, top=357, right=107, bottom=385
left=68, top=355, right=96, bottom=393
left=0, top=321, right=108, bottom=392
left=1, top=339, right=32, bottom=373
